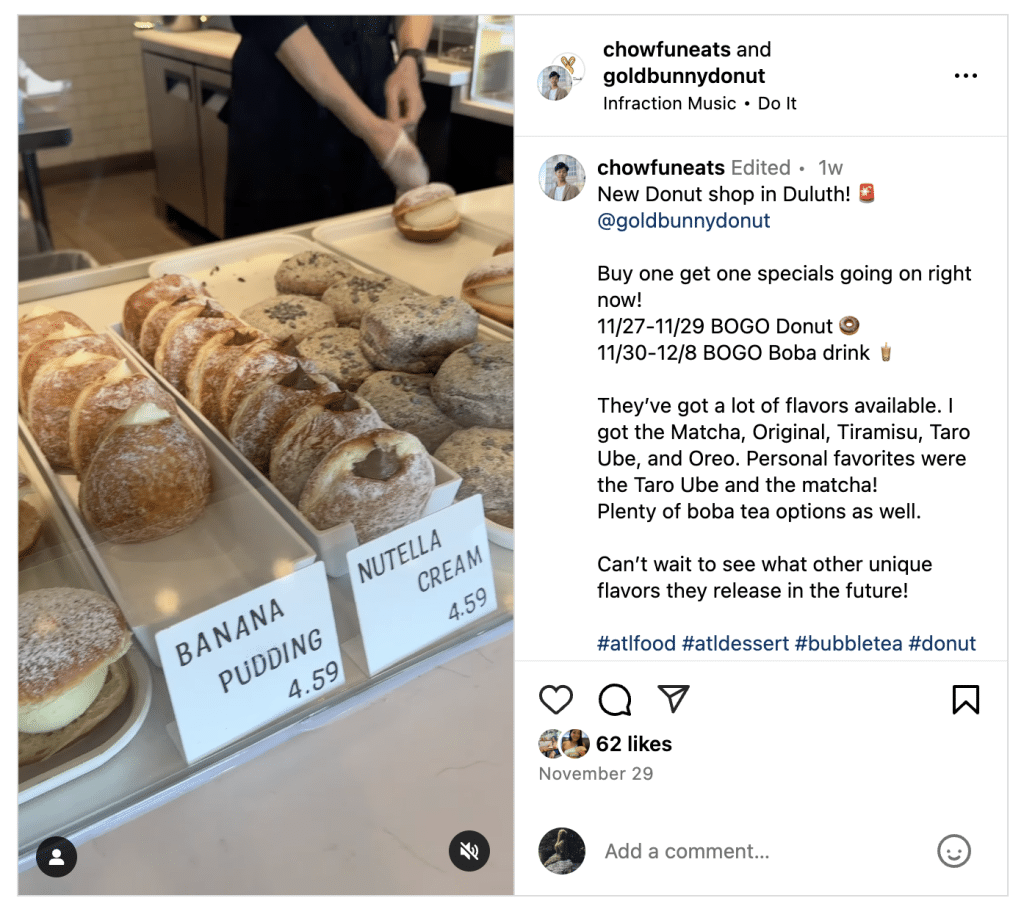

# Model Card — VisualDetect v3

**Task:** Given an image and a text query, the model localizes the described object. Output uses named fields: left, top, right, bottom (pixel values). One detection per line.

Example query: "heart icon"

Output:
left=539, top=684, right=573, bottom=715
left=560, top=55, right=575, bottom=74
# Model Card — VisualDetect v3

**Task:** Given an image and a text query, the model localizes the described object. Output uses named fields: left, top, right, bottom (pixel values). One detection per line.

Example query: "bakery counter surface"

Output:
left=17, top=196, right=513, bottom=882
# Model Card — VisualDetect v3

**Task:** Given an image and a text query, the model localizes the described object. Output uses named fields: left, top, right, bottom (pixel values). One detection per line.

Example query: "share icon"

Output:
left=658, top=685, right=690, bottom=714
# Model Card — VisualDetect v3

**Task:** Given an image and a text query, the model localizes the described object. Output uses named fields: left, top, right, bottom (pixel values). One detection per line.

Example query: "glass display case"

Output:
left=433, top=15, right=477, bottom=66
left=470, top=15, right=514, bottom=109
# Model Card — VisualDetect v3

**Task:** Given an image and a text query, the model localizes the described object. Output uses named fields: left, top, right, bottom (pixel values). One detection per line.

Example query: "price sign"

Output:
left=156, top=561, right=343, bottom=763
left=347, top=495, right=496, bottom=676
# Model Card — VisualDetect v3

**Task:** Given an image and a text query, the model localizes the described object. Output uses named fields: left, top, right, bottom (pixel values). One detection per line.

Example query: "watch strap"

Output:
left=399, top=48, right=426, bottom=82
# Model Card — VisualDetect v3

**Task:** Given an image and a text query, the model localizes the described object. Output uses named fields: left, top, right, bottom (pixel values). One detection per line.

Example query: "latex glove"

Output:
left=380, top=128, right=429, bottom=196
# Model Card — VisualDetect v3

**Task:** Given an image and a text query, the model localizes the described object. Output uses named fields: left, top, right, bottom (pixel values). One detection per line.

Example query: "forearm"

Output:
left=394, top=15, right=432, bottom=54
left=274, top=25, right=378, bottom=145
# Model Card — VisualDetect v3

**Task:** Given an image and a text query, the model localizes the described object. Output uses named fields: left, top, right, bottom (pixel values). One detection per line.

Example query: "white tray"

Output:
left=135, top=233, right=513, bottom=551
left=18, top=442, right=155, bottom=803
left=19, top=375, right=316, bottom=665
left=312, top=210, right=511, bottom=315
left=107, top=327, right=463, bottom=576
left=18, top=647, right=153, bottom=804
left=148, top=233, right=356, bottom=311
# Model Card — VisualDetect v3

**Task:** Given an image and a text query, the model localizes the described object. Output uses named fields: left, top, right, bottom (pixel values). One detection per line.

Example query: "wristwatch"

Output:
left=399, top=47, right=426, bottom=82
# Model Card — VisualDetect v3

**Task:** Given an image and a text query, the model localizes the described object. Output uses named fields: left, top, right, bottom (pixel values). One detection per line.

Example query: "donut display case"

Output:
left=17, top=186, right=513, bottom=873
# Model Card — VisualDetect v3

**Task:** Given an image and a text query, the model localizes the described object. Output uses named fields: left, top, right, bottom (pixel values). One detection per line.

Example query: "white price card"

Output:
left=347, top=495, right=496, bottom=676
left=155, top=561, right=343, bottom=763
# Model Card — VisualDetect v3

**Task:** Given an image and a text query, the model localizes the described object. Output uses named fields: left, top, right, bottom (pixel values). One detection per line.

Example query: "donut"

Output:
left=298, top=428, right=435, bottom=541
left=839, top=316, right=860, bottom=336
left=356, top=371, right=461, bottom=453
left=435, top=427, right=514, bottom=527
left=27, top=350, right=122, bottom=470
left=240, top=295, right=336, bottom=342
left=296, top=326, right=377, bottom=392
left=18, top=328, right=118, bottom=414
left=18, top=587, right=132, bottom=735
left=274, top=250, right=355, bottom=297
left=392, top=183, right=460, bottom=241
left=68, top=360, right=177, bottom=477
left=18, top=307, right=93, bottom=357
left=79, top=402, right=211, bottom=544
left=185, top=328, right=268, bottom=425
left=218, top=342, right=313, bottom=433
left=153, top=301, right=242, bottom=394
left=19, top=499, right=43, bottom=559
left=123, top=275, right=207, bottom=349
left=431, top=341, right=513, bottom=429
left=461, top=251, right=513, bottom=326
left=360, top=295, right=479, bottom=373
left=19, top=660, right=130, bottom=766
left=322, top=272, right=420, bottom=327
left=227, top=367, right=339, bottom=474
left=269, top=391, right=384, bottom=504
left=137, top=292, right=220, bottom=363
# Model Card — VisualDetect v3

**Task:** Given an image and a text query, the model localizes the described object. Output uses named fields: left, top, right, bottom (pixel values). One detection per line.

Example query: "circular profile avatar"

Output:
left=538, top=66, right=571, bottom=100
left=540, top=155, right=584, bottom=201
left=551, top=52, right=586, bottom=84
left=560, top=729, right=589, bottom=758
left=539, top=729, right=561, bottom=759
left=539, top=826, right=586, bottom=874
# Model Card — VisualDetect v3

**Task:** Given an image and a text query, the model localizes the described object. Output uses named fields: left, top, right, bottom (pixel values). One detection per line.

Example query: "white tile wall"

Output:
left=18, top=15, right=151, bottom=169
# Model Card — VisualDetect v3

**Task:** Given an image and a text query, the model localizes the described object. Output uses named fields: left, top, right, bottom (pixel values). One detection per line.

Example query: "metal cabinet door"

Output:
left=196, top=65, right=231, bottom=239
left=141, top=51, right=207, bottom=228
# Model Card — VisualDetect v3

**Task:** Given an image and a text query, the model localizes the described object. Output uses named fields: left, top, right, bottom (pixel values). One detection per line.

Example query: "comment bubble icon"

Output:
left=598, top=683, right=632, bottom=716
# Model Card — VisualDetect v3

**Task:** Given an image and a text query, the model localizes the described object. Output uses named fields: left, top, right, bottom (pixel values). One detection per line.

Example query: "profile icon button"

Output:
left=36, top=836, right=77, bottom=877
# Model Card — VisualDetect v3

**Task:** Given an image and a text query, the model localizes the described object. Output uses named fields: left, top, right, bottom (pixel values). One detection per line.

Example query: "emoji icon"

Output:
left=860, top=183, right=874, bottom=202
left=937, top=834, right=971, bottom=868
left=539, top=685, right=573, bottom=714
left=839, top=316, right=860, bottom=335
left=881, top=341, right=891, bottom=361
left=598, top=683, right=632, bottom=716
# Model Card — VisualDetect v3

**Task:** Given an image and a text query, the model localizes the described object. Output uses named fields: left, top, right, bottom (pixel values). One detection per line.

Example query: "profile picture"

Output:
left=551, top=52, right=585, bottom=83
left=539, top=729, right=561, bottom=759
left=539, top=155, right=585, bottom=201
left=560, top=729, right=589, bottom=758
left=538, top=66, right=571, bottom=100
left=539, top=827, right=586, bottom=874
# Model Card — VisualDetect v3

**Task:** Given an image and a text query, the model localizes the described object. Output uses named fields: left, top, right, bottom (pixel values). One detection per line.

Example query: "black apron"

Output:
left=224, top=16, right=397, bottom=238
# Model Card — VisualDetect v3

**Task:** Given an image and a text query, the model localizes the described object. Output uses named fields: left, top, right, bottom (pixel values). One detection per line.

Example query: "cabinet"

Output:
left=141, top=50, right=231, bottom=238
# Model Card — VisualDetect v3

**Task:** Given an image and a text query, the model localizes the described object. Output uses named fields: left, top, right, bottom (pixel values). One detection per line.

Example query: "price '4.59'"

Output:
left=450, top=588, right=488, bottom=621
left=289, top=661, right=340, bottom=699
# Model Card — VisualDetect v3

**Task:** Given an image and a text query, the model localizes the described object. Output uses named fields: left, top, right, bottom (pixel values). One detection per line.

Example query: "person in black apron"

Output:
left=224, top=16, right=430, bottom=238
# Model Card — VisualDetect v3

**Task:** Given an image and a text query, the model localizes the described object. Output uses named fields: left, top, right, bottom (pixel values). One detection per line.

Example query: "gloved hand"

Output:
left=380, top=128, right=429, bottom=196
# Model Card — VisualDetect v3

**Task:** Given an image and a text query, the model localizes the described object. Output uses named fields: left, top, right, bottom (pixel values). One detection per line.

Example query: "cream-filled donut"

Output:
left=18, top=587, right=132, bottom=734
left=79, top=402, right=211, bottom=544
left=392, top=183, right=460, bottom=241
left=298, top=428, right=435, bottom=541
left=461, top=251, right=513, bottom=326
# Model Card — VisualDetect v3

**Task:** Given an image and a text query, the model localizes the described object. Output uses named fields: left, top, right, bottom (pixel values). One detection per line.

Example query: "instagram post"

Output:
left=12, top=2, right=1018, bottom=902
